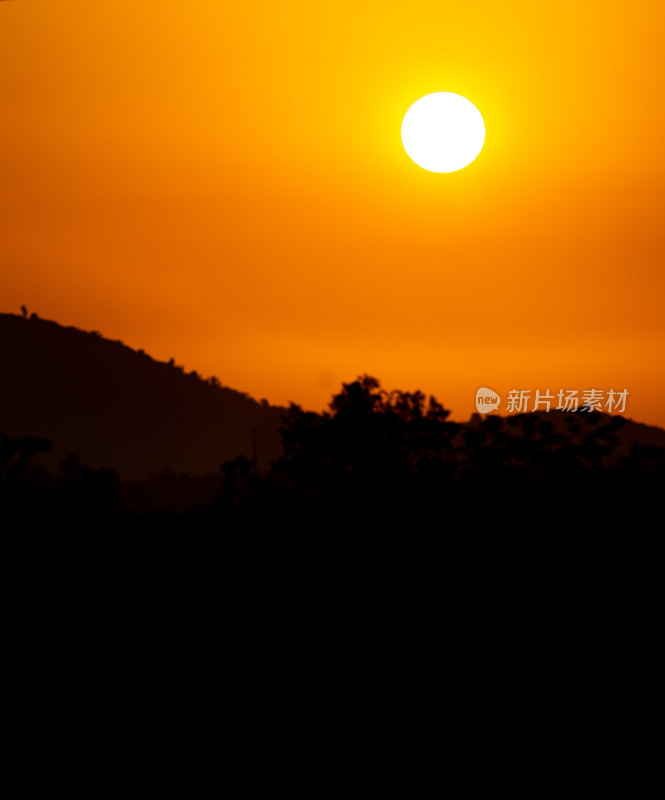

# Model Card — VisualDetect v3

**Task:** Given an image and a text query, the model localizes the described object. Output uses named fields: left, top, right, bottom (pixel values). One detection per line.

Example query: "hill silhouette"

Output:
left=2, top=312, right=664, bottom=513
left=1, top=351, right=664, bottom=528
left=0, top=313, right=285, bottom=479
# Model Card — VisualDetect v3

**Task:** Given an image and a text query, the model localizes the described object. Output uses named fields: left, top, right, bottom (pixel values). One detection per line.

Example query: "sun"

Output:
left=401, top=92, right=485, bottom=173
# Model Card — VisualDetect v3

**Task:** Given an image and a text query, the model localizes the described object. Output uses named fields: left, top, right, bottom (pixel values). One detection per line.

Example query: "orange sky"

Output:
left=1, top=0, right=664, bottom=424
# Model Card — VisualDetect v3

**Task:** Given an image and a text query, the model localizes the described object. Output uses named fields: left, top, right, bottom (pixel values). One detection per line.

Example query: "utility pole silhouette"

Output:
left=252, top=427, right=258, bottom=470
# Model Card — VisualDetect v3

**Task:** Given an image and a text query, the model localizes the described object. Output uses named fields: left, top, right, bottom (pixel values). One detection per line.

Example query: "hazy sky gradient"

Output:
left=1, top=1, right=663, bottom=423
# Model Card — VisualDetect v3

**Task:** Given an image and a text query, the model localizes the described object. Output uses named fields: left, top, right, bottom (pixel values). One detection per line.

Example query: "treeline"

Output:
left=2, top=375, right=664, bottom=530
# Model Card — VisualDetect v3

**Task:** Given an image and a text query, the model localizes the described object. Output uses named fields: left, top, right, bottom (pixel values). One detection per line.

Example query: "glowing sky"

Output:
left=1, top=1, right=664, bottom=424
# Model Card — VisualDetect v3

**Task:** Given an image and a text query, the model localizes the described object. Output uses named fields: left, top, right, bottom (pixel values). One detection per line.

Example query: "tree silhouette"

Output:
left=262, top=375, right=665, bottom=526
left=273, top=375, right=459, bottom=517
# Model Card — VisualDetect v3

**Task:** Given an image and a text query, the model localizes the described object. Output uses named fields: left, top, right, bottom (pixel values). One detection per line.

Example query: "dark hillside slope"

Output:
left=0, top=313, right=284, bottom=479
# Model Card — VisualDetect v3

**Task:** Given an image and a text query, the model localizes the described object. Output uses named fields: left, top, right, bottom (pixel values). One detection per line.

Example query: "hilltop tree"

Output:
left=273, top=375, right=459, bottom=513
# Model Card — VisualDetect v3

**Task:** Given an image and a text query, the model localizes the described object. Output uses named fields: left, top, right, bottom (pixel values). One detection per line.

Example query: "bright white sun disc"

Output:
left=401, top=92, right=485, bottom=173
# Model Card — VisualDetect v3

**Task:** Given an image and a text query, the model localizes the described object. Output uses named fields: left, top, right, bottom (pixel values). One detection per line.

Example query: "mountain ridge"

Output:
left=2, top=311, right=665, bottom=481
left=0, top=312, right=286, bottom=479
